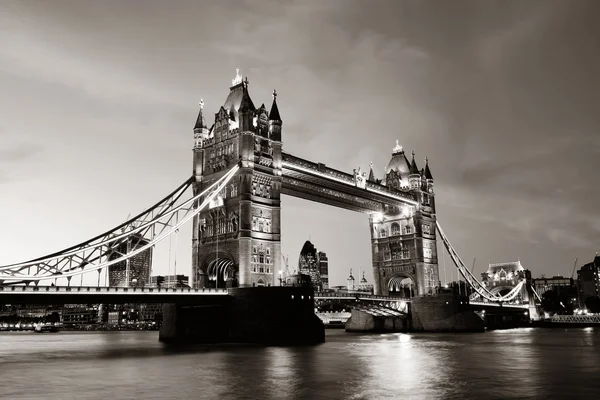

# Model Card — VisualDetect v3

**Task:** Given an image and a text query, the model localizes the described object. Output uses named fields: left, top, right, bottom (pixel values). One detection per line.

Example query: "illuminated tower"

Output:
left=191, top=69, right=283, bottom=288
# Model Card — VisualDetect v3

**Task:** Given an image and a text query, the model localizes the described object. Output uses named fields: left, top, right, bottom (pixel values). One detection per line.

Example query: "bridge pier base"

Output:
left=345, top=309, right=409, bottom=333
left=411, top=293, right=485, bottom=332
left=159, top=287, right=325, bottom=345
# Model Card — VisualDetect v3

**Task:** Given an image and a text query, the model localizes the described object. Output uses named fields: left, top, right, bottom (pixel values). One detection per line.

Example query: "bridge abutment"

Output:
left=159, top=287, right=325, bottom=345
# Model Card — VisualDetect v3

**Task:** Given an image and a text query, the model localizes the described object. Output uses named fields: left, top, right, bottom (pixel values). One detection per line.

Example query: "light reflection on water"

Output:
left=1, top=328, right=600, bottom=399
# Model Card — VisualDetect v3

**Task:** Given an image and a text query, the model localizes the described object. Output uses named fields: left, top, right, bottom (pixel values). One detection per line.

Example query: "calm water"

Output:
left=1, top=328, right=600, bottom=399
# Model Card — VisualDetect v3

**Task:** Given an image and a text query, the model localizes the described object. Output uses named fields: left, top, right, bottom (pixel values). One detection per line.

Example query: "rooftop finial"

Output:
left=232, top=67, right=243, bottom=86
left=199, top=98, right=204, bottom=110
left=370, top=161, right=373, bottom=168
left=272, top=89, right=277, bottom=99
left=393, top=140, right=403, bottom=154
left=244, top=76, right=249, bottom=86
left=425, top=156, right=429, bottom=163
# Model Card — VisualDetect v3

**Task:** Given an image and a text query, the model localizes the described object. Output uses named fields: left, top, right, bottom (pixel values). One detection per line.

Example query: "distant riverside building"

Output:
left=108, top=234, right=153, bottom=287
left=577, top=255, right=600, bottom=307
left=150, top=275, right=190, bottom=288
left=298, top=240, right=328, bottom=291
left=330, top=269, right=373, bottom=295
left=317, top=251, right=329, bottom=290
left=533, top=276, right=575, bottom=297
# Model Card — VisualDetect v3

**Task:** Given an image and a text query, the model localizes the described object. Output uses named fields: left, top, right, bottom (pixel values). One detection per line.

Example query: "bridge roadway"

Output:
left=314, top=292, right=409, bottom=302
left=469, top=301, right=529, bottom=310
left=0, top=286, right=229, bottom=305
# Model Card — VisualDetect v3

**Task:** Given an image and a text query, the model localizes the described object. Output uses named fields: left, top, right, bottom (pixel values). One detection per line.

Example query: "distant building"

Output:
left=533, top=276, right=575, bottom=297
left=62, top=307, right=98, bottom=325
left=150, top=275, right=190, bottom=289
left=298, top=240, right=324, bottom=291
left=317, top=251, right=329, bottom=290
left=330, top=269, right=373, bottom=295
left=577, top=255, right=600, bottom=307
left=357, top=271, right=374, bottom=293
left=108, top=234, right=153, bottom=287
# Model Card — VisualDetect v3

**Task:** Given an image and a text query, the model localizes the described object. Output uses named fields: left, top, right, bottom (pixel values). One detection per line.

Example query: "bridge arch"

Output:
left=201, top=251, right=237, bottom=289
left=387, top=274, right=416, bottom=298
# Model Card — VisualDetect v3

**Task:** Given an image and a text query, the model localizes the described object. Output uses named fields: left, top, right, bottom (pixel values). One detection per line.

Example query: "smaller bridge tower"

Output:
left=369, top=144, right=438, bottom=296
left=479, top=260, right=530, bottom=303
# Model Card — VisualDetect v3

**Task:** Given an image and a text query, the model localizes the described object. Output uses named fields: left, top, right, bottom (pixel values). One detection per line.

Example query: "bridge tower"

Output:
left=191, top=69, right=283, bottom=289
left=369, top=143, right=439, bottom=296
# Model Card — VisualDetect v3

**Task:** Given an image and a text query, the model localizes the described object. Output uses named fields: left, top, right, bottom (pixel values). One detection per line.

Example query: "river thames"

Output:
left=1, top=328, right=599, bottom=399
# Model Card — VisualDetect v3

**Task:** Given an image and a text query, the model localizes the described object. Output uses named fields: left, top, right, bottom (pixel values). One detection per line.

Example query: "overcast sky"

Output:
left=1, top=0, right=599, bottom=286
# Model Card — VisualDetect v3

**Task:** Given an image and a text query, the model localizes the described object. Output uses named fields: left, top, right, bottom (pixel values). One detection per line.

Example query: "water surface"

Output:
left=1, top=328, right=599, bottom=399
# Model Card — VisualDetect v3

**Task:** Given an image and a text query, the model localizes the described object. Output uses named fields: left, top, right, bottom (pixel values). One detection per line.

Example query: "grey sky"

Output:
left=1, top=0, right=599, bottom=285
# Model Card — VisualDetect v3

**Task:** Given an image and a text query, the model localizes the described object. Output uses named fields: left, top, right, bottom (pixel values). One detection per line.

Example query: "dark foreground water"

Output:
left=1, top=328, right=600, bottom=399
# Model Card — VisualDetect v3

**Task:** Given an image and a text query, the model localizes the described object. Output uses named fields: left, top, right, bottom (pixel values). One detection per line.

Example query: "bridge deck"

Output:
left=0, top=286, right=229, bottom=305
left=314, top=292, right=408, bottom=302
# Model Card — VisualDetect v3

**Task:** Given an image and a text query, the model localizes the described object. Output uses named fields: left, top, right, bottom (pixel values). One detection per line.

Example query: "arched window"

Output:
left=259, top=253, right=265, bottom=263
left=391, top=223, right=400, bottom=236
left=257, top=279, right=265, bottom=287
left=380, top=229, right=387, bottom=238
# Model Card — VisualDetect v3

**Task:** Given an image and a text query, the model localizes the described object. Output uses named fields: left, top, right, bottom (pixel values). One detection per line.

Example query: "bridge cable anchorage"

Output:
left=0, top=166, right=240, bottom=283
left=435, top=221, right=527, bottom=303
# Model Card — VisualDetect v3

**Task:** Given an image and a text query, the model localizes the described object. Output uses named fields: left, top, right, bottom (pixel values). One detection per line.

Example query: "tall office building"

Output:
left=317, top=251, right=329, bottom=290
left=107, top=234, right=152, bottom=287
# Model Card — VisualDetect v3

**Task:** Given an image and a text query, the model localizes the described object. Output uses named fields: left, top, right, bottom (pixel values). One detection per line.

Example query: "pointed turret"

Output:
left=368, top=162, right=375, bottom=182
left=424, top=157, right=433, bottom=180
left=238, top=77, right=256, bottom=131
left=408, top=150, right=421, bottom=190
left=347, top=269, right=355, bottom=291
left=239, top=78, right=256, bottom=112
left=268, top=89, right=283, bottom=141
left=269, top=89, right=282, bottom=122
left=424, top=157, right=434, bottom=195
left=194, top=99, right=207, bottom=131
left=193, top=99, right=209, bottom=149
left=409, top=151, right=419, bottom=175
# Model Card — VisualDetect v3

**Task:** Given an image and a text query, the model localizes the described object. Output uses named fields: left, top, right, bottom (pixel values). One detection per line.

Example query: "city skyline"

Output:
left=1, top=0, right=600, bottom=287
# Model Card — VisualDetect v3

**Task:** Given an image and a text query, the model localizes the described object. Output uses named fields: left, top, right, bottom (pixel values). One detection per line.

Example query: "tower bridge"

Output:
left=0, top=69, right=542, bottom=342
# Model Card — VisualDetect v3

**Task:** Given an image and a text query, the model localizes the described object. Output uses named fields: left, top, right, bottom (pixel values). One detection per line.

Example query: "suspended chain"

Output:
left=0, top=166, right=239, bottom=282
left=436, top=221, right=526, bottom=303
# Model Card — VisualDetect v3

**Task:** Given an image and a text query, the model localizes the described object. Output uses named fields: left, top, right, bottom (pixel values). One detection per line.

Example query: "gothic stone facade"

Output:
left=191, top=70, right=282, bottom=288
left=189, top=70, right=439, bottom=295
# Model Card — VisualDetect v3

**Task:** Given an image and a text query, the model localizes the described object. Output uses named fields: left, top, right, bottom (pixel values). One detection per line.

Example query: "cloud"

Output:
left=0, top=143, right=45, bottom=164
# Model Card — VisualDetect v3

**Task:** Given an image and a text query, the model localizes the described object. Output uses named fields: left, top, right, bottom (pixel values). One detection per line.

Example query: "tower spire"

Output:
left=424, top=157, right=434, bottom=180
left=409, top=150, right=419, bottom=175
left=194, top=98, right=207, bottom=131
left=269, top=89, right=282, bottom=121
left=368, top=162, right=375, bottom=181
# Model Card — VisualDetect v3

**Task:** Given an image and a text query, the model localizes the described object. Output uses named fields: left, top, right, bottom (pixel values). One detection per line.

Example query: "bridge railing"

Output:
left=0, top=286, right=229, bottom=295
left=313, top=292, right=409, bottom=301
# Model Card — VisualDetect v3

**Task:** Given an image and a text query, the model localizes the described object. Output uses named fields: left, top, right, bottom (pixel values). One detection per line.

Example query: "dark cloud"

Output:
left=0, top=143, right=44, bottom=164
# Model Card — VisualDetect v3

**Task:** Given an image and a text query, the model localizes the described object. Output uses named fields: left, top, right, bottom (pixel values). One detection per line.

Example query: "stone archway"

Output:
left=201, top=251, right=237, bottom=289
left=388, top=274, right=416, bottom=298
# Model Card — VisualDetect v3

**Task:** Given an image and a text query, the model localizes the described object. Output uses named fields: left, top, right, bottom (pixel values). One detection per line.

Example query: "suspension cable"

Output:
left=0, top=165, right=239, bottom=281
